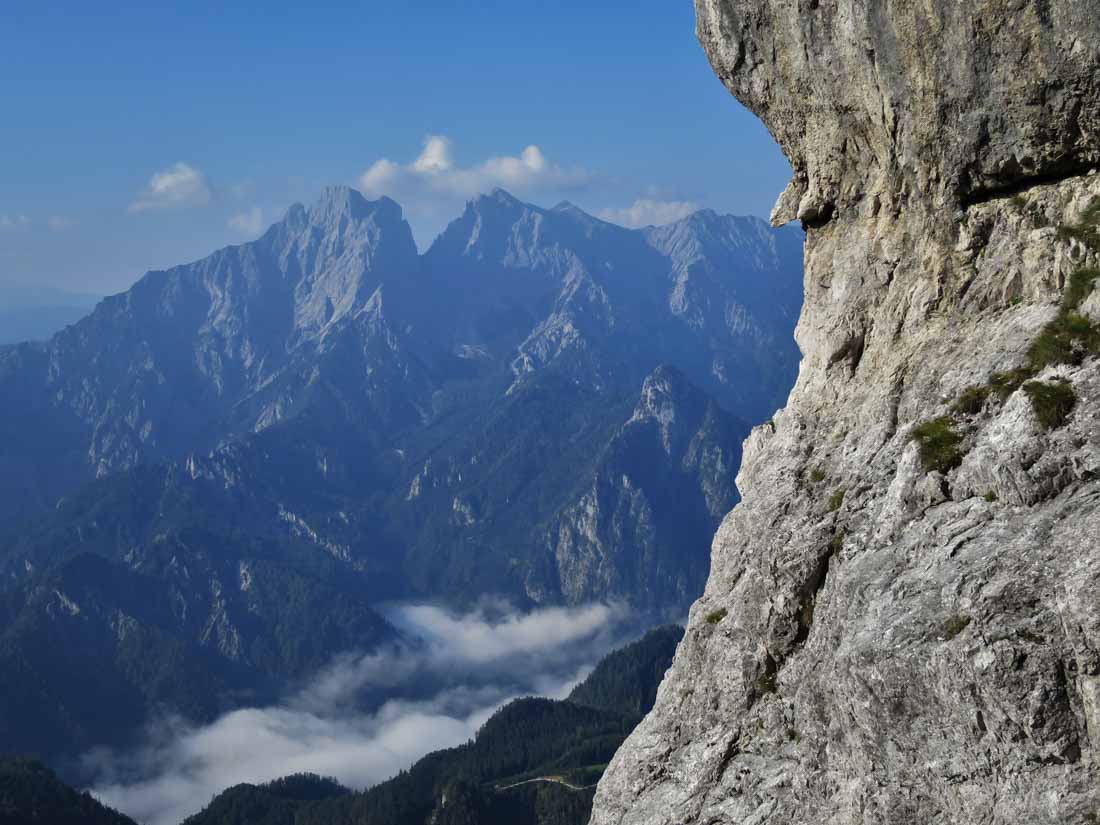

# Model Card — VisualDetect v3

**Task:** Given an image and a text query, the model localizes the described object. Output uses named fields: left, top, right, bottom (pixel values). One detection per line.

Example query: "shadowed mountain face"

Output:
left=0, top=187, right=802, bottom=766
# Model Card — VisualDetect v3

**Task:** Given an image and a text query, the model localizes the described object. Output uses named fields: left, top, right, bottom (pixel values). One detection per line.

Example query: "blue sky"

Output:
left=0, top=1, right=791, bottom=295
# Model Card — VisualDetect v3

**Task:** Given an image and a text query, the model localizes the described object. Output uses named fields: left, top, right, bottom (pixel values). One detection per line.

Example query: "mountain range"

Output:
left=0, top=187, right=802, bottom=766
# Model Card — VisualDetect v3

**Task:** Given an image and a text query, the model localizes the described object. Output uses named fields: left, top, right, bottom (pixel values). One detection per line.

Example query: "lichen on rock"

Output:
left=591, top=2, right=1100, bottom=823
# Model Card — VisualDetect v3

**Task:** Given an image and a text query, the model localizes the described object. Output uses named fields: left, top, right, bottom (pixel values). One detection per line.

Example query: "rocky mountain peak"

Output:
left=268, top=188, right=418, bottom=334
left=628, top=365, right=709, bottom=455
left=308, top=185, right=401, bottom=225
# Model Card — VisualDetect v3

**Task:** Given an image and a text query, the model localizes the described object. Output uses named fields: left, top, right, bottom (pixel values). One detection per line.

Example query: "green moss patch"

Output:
left=827, top=488, right=846, bottom=512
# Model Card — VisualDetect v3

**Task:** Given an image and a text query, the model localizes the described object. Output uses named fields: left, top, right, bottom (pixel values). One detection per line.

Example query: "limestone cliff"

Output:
left=591, top=2, right=1100, bottom=823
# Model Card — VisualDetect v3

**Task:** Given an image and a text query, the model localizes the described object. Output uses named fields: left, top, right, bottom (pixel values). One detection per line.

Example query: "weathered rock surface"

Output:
left=592, top=2, right=1100, bottom=823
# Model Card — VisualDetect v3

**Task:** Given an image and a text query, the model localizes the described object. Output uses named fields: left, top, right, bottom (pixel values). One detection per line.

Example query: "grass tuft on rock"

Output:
left=1023, top=379, right=1078, bottom=430
left=911, top=416, right=966, bottom=473
left=1026, top=310, right=1098, bottom=370
left=973, top=266, right=1097, bottom=412
left=705, top=608, right=728, bottom=625
left=952, top=385, right=990, bottom=416
left=988, top=368, right=1034, bottom=402
left=1063, top=266, right=1100, bottom=311
left=941, top=615, right=972, bottom=641
left=1024, top=268, right=1100, bottom=370
left=827, top=488, right=846, bottom=512
left=1056, top=197, right=1100, bottom=250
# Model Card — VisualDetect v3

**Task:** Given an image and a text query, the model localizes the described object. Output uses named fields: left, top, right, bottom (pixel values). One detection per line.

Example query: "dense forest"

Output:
left=0, top=759, right=136, bottom=825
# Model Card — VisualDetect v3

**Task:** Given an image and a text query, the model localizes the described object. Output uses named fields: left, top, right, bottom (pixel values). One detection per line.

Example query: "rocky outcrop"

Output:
left=592, top=2, right=1100, bottom=824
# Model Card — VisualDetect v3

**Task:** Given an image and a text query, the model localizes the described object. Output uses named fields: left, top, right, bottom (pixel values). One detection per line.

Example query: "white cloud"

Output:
left=597, top=198, right=700, bottom=228
left=360, top=158, right=402, bottom=193
left=46, top=215, right=76, bottom=231
left=0, top=214, right=31, bottom=231
left=129, top=162, right=212, bottom=213
left=412, top=135, right=453, bottom=174
left=86, top=601, right=637, bottom=825
left=359, top=135, right=588, bottom=201
left=228, top=207, right=264, bottom=236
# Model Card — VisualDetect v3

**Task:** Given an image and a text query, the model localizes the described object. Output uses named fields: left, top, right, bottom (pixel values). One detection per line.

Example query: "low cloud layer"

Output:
left=597, top=198, right=700, bottom=228
left=88, top=601, right=635, bottom=825
left=129, top=162, right=212, bottom=213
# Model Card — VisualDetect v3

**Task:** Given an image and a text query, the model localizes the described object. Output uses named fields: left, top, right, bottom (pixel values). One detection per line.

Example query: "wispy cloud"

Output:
left=227, top=207, right=264, bottom=236
left=0, top=214, right=31, bottom=231
left=46, top=215, right=76, bottom=231
left=597, top=198, right=700, bottom=228
left=87, top=601, right=635, bottom=825
left=129, top=162, right=212, bottom=213
left=360, top=135, right=590, bottom=201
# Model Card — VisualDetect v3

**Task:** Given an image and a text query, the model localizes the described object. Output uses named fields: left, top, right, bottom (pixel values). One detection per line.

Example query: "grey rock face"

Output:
left=592, top=2, right=1100, bottom=824
left=697, top=0, right=1100, bottom=226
